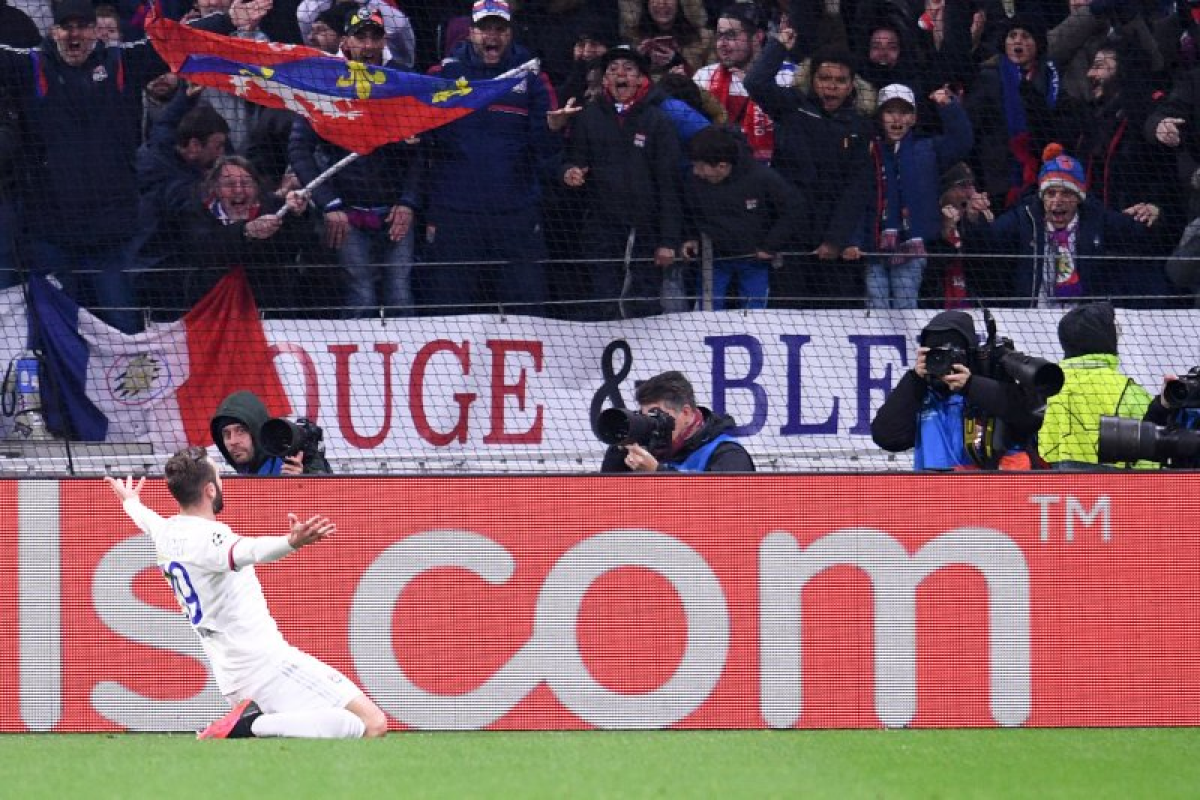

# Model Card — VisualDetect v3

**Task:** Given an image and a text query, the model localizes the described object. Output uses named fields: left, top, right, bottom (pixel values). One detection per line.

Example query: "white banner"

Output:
left=260, top=309, right=1200, bottom=472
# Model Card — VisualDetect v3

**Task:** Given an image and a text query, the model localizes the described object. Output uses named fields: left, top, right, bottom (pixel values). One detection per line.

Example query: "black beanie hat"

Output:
left=1058, top=302, right=1118, bottom=358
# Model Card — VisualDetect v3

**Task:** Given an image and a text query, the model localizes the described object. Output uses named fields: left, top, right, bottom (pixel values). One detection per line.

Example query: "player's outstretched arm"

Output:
left=105, top=474, right=167, bottom=534
left=287, top=513, right=335, bottom=549
left=229, top=513, right=335, bottom=570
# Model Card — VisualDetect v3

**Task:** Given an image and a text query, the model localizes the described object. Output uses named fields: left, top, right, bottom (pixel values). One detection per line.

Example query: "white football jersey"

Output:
left=123, top=498, right=289, bottom=693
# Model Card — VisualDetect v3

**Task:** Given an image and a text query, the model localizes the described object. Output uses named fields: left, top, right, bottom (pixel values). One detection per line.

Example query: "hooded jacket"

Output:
left=210, top=390, right=332, bottom=476
left=600, top=407, right=755, bottom=472
left=1040, top=303, right=1152, bottom=465
left=871, top=310, right=1045, bottom=469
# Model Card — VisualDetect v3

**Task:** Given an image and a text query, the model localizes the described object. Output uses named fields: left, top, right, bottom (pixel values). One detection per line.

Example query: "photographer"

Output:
left=599, top=371, right=755, bottom=473
left=871, top=311, right=1046, bottom=470
left=1039, top=302, right=1153, bottom=469
left=210, top=390, right=331, bottom=476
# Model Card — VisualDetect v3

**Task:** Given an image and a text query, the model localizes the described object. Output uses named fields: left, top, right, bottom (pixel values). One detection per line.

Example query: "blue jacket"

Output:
left=852, top=100, right=973, bottom=248
left=0, top=37, right=166, bottom=247
left=425, top=41, right=559, bottom=218
left=964, top=195, right=1160, bottom=303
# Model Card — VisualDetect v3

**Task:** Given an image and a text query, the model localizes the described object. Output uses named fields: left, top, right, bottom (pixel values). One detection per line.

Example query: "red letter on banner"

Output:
left=484, top=340, right=544, bottom=444
left=411, top=340, right=476, bottom=446
left=329, top=343, right=398, bottom=449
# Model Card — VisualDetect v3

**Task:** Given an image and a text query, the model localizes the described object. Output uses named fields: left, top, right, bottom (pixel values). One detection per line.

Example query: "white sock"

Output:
left=250, top=708, right=366, bottom=739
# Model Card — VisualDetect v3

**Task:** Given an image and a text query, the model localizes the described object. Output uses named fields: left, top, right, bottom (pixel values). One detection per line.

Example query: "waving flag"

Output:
left=27, top=269, right=289, bottom=450
left=145, top=10, right=529, bottom=154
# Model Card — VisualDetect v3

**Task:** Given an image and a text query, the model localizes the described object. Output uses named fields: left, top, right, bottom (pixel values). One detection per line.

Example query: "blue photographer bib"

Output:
left=661, top=434, right=735, bottom=472
left=914, top=394, right=968, bottom=471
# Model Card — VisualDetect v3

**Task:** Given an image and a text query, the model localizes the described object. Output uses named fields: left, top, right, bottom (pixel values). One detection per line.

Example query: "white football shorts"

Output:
left=225, top=647, right=362, bottom=713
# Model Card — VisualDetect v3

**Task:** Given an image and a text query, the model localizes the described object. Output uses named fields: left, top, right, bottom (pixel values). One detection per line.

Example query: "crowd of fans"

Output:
left=4, top=0, right=1200, bottom=329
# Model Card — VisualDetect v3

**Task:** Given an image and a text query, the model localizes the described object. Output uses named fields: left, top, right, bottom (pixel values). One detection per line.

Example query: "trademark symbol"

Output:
left=1029, top=495, right=1111, bottom=543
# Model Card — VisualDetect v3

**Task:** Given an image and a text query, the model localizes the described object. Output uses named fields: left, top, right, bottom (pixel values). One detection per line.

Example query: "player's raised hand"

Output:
left=105, top=475, right=144, bottom=502
left=287, top=513, right=336, bottom=548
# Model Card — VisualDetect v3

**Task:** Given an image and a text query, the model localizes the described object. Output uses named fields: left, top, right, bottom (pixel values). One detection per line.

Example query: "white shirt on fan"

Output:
left=121, top=498, right=289, bottom=694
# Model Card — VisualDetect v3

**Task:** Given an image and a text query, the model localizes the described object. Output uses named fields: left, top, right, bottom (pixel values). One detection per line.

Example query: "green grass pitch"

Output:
left=1, top=728, right=1198, bottom=798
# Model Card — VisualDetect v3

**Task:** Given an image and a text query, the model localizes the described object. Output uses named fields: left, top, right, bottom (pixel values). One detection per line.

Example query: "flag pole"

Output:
left=275, top=59, right=541, bottom=219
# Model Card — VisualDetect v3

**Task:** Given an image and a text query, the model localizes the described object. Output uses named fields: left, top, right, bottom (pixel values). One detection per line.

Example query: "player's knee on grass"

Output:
left=349, top=696, right=388, bottom=738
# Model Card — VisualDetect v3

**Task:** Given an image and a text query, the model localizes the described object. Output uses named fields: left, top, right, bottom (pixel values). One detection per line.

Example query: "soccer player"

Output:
left=106, top=446, right=388, bottom=739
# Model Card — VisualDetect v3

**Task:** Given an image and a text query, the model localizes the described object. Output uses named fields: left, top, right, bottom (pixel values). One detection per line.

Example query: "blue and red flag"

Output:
left=145, top=10, right=528, bottom=154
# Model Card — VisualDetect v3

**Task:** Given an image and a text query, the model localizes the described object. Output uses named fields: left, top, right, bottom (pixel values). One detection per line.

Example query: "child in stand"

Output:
left=681, top=126, right=804, bottom=309
left=845, top=83, right=973, bottom=309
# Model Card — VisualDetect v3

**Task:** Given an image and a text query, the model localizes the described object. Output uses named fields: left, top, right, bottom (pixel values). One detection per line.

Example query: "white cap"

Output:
left=877, top=84, right=916, bottom=110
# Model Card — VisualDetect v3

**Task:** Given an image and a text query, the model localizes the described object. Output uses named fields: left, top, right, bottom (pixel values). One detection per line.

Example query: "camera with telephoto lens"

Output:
left=1097, top=415, right=1200, bottom=465
left=596, top=407, right=676, bottom=450
left=977, top=336, right=1065, bottom=397
left=974, top=308, right=1064, bottom=396
left=260, top=417, right=325, bottom=465
left=924, top=344, right=968, bottom=379
left=1163, top=367, right=1200, bottom=408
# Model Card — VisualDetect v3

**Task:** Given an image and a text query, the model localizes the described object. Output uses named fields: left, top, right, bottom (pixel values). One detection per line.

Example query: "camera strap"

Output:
left=963, top=412, right=993, bottom=468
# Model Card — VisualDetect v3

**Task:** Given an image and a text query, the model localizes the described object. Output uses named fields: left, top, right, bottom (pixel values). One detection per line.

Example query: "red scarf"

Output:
left=705, top=66, right=774, bottom=161
left=604, top=78, right=652, bottom=121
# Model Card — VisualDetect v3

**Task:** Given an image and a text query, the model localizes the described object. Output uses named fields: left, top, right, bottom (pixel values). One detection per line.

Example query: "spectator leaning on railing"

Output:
left=289, top=6, right=422, bottom=318
left=962, top=143, right=1159, bottom=306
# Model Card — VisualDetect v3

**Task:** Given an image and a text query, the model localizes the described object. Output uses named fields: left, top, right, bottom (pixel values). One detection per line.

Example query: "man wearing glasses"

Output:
left=692, top=3, right=785, bottom=164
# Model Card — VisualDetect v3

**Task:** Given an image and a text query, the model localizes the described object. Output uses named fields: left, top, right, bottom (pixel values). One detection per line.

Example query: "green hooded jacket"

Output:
left=209, top=390, right=332, bottom=475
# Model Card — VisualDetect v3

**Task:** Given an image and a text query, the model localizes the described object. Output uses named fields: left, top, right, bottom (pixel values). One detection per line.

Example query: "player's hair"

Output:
left=635, top=370, right=697, bottom=411
left=164, top=446, right=217, bottom=506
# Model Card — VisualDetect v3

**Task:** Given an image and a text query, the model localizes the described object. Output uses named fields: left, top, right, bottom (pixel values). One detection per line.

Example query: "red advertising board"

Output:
left=1, top=474, right=1198, bottom=732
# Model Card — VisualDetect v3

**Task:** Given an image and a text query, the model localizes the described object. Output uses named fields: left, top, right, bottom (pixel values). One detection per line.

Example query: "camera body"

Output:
left=924, top=344, right=968, bottom=379
left=596, top=407, right=676, bottom=451
left=260, top=416, right=325, bottom=465
left=1164, top=367, right=1200, bottom=408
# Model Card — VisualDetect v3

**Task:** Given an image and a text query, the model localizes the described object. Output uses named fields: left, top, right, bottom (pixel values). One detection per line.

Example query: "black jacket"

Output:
left=962, top=196, right=1159, bottom=303
left=134, top=91, right=209, bottom=271
left=871, top=369, right=1045, bottom=456
left=744, top=38, right=873, bottom=249
left=601, top=408, right=755, bottom=472
left=563, top=85, right=683, bottom=248
left=684, top=155, right=805, bottom=257
left=872, top=308, right=1045, bottom=459
left=965, top=57, right=1067, bottom=205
